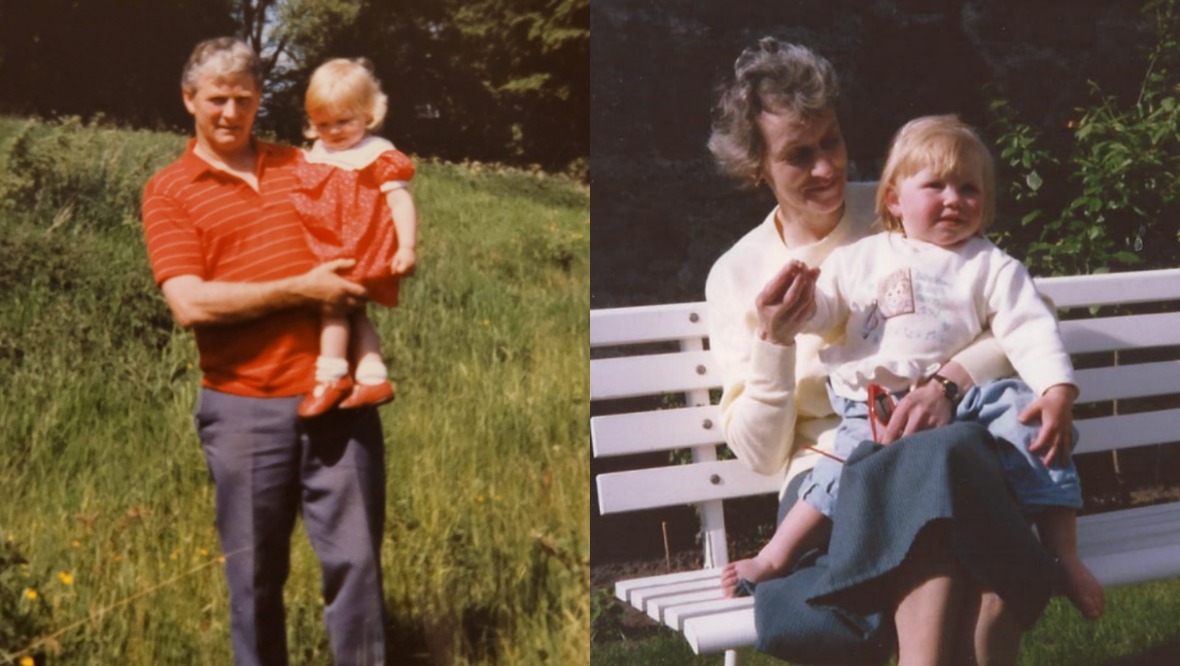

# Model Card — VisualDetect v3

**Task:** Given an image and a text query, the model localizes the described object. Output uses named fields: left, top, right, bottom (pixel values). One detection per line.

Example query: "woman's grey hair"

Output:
left=708, top=37, right=840, bottom=185
left=181, top=37, right=264, bottom=93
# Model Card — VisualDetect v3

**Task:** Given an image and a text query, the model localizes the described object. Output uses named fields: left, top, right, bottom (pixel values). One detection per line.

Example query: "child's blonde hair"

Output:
left=304, top=58, right=388, bottom=139
left=875, top=115, right=996, bottom=233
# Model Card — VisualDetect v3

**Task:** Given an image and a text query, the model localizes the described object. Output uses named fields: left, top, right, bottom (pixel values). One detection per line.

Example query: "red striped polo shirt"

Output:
left=142, top=138, right=319, bottom=397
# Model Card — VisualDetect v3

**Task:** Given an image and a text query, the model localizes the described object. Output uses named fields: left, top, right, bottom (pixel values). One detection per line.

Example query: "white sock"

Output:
left=354, top=357, right=388, bottom=386
left=313, top=356, right=350, bottom=395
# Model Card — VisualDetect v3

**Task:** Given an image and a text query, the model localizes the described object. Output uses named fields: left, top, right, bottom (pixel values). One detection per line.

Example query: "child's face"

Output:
left=886, top=164, right=985, bottom=248
left=310, top=111, right=367, bottom=151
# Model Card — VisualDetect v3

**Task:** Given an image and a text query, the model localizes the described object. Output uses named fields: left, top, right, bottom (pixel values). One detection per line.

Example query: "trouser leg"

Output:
left=196, top=389, right=303, bottom=666
left=301, top=406, right=388, bottom=666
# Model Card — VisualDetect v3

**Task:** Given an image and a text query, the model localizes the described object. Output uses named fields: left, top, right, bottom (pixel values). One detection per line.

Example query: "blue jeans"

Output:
left=195, top=389, right=387, bottom=666
left=801, top=378, right=1083, bottom=517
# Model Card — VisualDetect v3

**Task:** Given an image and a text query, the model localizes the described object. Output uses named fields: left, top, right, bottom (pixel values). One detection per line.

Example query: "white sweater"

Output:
left=705, top=183, right=1014, bottom=491
left=811, top=233, right=1073, bottom=401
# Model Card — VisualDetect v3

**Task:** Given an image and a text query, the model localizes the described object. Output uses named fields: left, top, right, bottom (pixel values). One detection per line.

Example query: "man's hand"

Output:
left=295, top=259, right=367, bottom=309
left=1021, top=383, right=1078, bottom=466
left=390, top=247, right=416, bottom=276
left=879, top=379, right=954, bottom=444
left=755, top=260, right=819, bottom=346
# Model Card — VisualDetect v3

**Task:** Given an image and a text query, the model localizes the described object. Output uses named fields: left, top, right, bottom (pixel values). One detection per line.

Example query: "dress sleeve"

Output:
left=373, top=150, right=415, bottom=192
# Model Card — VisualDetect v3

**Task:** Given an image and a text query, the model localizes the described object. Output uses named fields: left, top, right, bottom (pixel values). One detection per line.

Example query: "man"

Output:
left=141, top=37, right=387, bottom=665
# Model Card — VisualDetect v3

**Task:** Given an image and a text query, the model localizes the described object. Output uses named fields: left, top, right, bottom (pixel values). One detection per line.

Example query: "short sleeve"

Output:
left=373, top=150, right=415, bottom=191
left=141, top=178, right=205, bottom=285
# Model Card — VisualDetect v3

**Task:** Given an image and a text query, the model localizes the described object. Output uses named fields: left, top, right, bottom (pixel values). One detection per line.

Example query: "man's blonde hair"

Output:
left=304, top=58, right=388, bottom=139
left=875, top=115, right=996, bottom=232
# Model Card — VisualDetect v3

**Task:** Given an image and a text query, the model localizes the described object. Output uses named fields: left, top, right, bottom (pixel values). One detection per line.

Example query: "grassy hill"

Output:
left=0, top=116, right=588, bottom=665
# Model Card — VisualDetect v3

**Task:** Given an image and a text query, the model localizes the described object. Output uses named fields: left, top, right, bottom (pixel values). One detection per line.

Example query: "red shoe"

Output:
left=339, top=381, right=396, bottom=410
left=297, top=376, right=355, bottom=418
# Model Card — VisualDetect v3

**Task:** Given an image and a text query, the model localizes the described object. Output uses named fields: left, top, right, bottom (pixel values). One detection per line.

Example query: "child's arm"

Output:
left=1019, top=383, right=1078, bottom=466
left=386, top=187, right=418, bottom=276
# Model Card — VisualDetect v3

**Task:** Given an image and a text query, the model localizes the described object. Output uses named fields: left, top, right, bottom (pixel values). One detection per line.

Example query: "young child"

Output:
left=720, top=115, right=1105, bottom=620
left=292, top=58, right=419, bottom=417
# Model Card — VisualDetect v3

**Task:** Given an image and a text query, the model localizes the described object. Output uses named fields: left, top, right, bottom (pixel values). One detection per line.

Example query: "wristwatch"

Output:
left=930, top=373, right=961, bottom=404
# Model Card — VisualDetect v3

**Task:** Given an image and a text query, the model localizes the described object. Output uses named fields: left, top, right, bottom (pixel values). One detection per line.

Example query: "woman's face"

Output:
left=756, top=108, right=848, bottom=224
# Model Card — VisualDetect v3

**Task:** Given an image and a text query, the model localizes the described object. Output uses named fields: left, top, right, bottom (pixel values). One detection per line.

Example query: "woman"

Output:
left=705, top=38, right=1057, bottom=665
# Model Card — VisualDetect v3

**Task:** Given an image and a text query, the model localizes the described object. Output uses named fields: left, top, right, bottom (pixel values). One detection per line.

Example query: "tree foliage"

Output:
left=989, top=0, right=1180, bottom=276
left=0, top=0, right=588, bottom=173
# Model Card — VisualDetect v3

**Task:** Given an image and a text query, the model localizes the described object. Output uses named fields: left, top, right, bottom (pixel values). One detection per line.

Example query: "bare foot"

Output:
left=1058, top=553, right=1105, bottom=620
left=720, top=557, right=780, bottom=598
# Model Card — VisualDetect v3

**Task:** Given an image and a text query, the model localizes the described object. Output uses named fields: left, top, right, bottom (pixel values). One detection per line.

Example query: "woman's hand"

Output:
left=878, top=379, right=954, bottom=444
left=1020, top=383, right=1078, bottom=466
left=755, top=260, right=819, bottom=346
left=390, top=246, right=417, bottom=276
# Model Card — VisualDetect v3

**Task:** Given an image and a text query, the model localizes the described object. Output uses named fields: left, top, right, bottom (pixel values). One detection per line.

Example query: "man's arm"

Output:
left=160, top=258, right=366, bottom=329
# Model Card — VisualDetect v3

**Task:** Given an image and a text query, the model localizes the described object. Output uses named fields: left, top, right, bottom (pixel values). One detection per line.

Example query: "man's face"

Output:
left=182, top=71, right=260, bottom=160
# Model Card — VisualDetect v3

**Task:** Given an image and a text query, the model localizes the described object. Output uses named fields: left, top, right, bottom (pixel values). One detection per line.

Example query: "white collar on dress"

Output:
left=304, top=135, right=396, bottom=169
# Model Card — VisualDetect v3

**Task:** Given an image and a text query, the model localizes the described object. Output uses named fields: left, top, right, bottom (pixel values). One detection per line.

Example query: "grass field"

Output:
left=0, top=116, right=588, bottom=665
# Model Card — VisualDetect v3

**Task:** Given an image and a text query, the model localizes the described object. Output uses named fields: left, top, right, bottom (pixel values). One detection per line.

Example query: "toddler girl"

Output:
left=293, top=58, right=419, bottom=417
left=720, top=115, right=1104, bottom=620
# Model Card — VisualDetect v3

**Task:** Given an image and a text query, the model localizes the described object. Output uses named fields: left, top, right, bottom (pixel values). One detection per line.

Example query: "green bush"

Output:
left=0, top=115, right=184, bottom=233
left=989, top=0, right=1180, bottom=276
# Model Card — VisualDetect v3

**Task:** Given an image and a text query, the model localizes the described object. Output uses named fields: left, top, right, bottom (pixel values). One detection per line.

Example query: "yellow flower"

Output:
left=25, top=588, right=37, bottom=600
left=199, top=547, right=209, bottom=557
left=58, top=571, right=74, bottom=585
left=20, top=656, right=34, bottom=666
left=482, top=319, right=490, bottom=326
left=71, top=539, right=80, bottom=548
left=217, top=555, right=226, bottom=565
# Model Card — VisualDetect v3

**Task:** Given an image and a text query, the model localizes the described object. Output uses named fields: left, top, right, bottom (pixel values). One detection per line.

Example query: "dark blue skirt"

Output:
left=752, top=422, right=1056, bottom=665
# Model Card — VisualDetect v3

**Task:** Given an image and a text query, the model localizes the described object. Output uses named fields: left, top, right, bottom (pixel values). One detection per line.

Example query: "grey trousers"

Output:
left=195, top=388, right=387, bottom=666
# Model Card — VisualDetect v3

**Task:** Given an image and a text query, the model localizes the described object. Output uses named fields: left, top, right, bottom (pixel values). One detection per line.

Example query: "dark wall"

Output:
left=590, top=0, right=1149, bottom=308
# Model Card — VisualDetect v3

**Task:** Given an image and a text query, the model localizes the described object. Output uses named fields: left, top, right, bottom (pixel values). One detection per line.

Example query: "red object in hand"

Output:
left=868, top=383, right=895, bottom=443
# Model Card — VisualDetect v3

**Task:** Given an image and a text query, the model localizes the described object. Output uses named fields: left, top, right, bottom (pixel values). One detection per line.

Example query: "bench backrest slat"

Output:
left=592, top=268, right=1180, bottom=556
left=590, top=350, right=719, bottom=400
left=596, top=458, right=785, bottom=514
left=591, top=405, right=723, bottom=457
left=1035, top=268, right=1180, bottom=307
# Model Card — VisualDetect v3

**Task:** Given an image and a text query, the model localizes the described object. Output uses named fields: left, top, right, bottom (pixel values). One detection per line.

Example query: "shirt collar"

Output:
left=178, top=137, right=281, bottom=182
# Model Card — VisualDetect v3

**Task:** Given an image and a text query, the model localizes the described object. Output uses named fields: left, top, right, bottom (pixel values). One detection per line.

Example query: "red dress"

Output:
left=292, top=137, right=415, bottom=307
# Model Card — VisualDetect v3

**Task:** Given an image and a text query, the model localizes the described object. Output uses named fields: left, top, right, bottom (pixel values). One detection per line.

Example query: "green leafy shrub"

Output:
left=0, top=115, right=184, bottom=233
left=989, top=0, right=1180, bottom=276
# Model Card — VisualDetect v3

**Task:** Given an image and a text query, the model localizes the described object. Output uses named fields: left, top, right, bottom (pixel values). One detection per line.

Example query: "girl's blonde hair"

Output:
left=875, top=115, right=996, bottom=232
left=304, top=58, right=389, bottom=139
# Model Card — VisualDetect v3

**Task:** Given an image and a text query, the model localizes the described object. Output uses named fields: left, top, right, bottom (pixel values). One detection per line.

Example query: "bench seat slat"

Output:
left=646, top=588, right=726, bottom=621
left=590, top=350, right=718, bottom=400
left=611, top=503, right=1180, bottom=655
left=590, top=302, right=709, bottom=347
left=591, top=405, right=723, bottom=456
left=596, top=459, right=784, bottom=514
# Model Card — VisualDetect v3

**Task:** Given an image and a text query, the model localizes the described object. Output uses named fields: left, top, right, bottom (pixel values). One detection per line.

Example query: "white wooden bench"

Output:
left=591, top=268, right=1180, bottom=664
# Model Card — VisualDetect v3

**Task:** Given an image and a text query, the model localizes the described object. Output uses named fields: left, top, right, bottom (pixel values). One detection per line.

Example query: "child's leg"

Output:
left=965, top=378, right=1102, bottom=619
left=339, top=308, right=396, bottom=409
left=350, top=310, right=387, bottom=385
left=298, top=309, right=353, bottom=418
left=1034, top=508, right=1104, bottom=620
left=721, top=390, right=870, bottom=597
left=721, top=499, right=830, bottom=597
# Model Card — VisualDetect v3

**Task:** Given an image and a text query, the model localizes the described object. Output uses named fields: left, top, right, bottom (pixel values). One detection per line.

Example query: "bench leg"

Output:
left=724, top=648, right=739, bottom=666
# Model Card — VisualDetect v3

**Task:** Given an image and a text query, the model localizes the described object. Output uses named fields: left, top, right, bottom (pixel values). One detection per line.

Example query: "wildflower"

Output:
left=217, top=555, right=226, bottom=565
left=25, top=588, right=37, bottom=601
left=71, top=539, right=80, bottom=548
left=199, top=547, right=209, bottom=557
left=20, top=656, right=34, bottom=666
left=59, top=571, right=74, bottom=585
